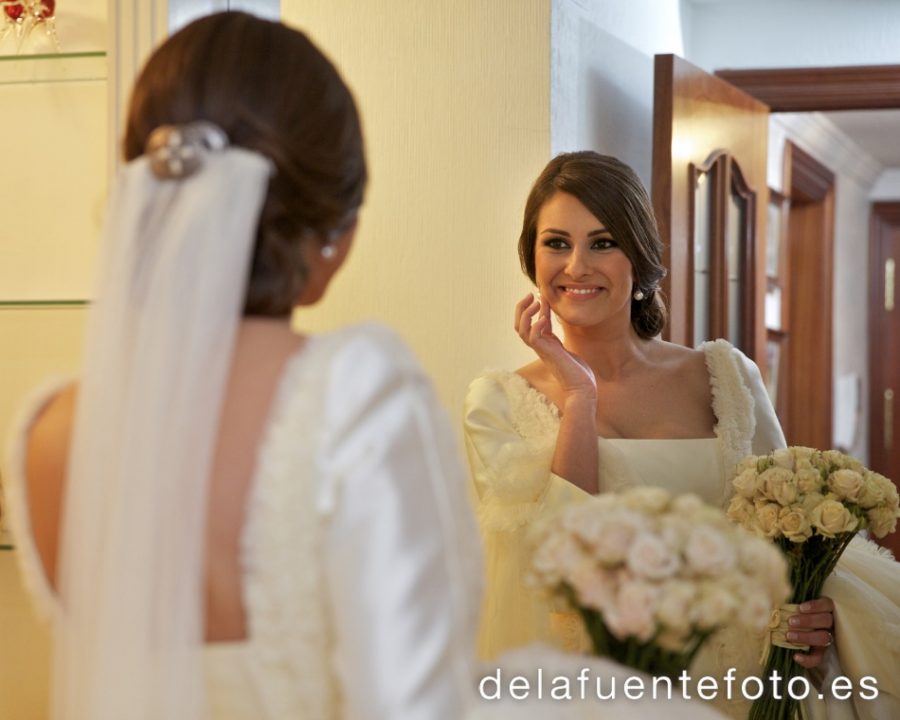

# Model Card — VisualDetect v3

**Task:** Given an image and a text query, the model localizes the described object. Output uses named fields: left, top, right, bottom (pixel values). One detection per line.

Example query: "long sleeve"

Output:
left=733, top=348, right=787, bottom=454
left=321, top=326, right=481, bottom=720
left=463, top=372, right=590, bottom=660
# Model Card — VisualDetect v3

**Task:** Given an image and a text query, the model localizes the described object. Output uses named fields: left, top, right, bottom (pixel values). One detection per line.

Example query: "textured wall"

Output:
left=282, top=0, right=552, bottom=425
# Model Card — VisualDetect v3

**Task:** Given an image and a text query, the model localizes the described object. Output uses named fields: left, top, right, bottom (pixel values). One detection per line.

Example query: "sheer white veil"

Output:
left=54, top=125, right=272, bottom=719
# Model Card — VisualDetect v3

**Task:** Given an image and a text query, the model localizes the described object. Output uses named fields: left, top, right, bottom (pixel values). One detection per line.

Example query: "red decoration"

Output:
left=3, top=3, right=25, bottom=22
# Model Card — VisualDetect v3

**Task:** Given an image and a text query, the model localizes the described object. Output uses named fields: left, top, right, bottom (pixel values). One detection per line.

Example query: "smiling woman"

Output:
left=461, top=151, right=851, bottom=718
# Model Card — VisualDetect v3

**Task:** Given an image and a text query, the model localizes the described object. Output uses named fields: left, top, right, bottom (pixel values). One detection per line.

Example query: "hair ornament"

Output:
left=145, top=121, right=229, bottom=179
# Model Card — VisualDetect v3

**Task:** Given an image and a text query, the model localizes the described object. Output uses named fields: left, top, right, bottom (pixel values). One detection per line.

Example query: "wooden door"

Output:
left=652, top=54, right=769, bottom=365
left=869, top=203, right=900, bottom=556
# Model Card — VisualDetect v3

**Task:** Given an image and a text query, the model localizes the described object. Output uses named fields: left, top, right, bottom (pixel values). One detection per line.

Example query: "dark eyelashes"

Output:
left=541, top=237, right=617, bottom=249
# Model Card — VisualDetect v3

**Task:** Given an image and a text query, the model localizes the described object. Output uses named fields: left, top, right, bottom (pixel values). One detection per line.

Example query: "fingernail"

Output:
left=799, top=602, right=812, bottom=612
left=794, top=653, right=804, bottom=663
left=788, top=617, right=799, bottom=627
left=786, top=632, right=799, bottom=641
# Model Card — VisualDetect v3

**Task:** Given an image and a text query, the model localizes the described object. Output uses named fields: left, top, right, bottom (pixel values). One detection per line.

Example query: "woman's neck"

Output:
left=560, top=320, right=651, bottom=382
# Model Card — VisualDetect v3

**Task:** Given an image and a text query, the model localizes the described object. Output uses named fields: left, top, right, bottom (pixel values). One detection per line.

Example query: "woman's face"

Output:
left=533, top=191, right=635, bottom=329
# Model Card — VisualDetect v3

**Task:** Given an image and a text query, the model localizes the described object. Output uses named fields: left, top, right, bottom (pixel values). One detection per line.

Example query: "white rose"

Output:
left=626, top=532, right=680, bottom=580
left=778, top=505, right=813, bottom=543
left=671, top=493, right=706, bottom=518
left=828, top=469, right=865, bottom=503
left=857, top=473, right=887, bottom=509
left=571, top=564, right=617, bottom=613
left=756, top=503, right=782, bottom=538
left=761, top=467, right=799, bottom=505
left=532, top=533, right=587, bottom=584
left=726, top=495, right=755, bottom=528
left=801, top=491, right=826, bottom=513
left=655, top=579, right=696, bottom=635
left=685, top=526, right=736, bottom=576
left=659, top=514, right=693, bottom=548
left=772, top=448, right=795, bottom=470
left=822, top=450, right=848, bottom=468
left=733, top=468, right=763, bottom=499
left=790, top=446, right=815, bottom=463
left=739, top=592, right=775, bottom=632
left=692, top=583, right=738, bottom=630
left=605, top=579, right=659, bottom=642
left=796, top=469, right=824, bottom=495
left=867, top=505, right=899, bottom=538
left=741, top=536, right=790, bottom=601
left=591, top=512, right=645, bottom=566
left=736, top=455, right=761, bottom=474
left=622, top=486, right=672, bottom=515
left=810, top=498, right=858, bottom=538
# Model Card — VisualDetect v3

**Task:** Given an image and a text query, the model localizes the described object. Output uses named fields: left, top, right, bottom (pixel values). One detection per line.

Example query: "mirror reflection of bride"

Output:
left=464, top=151, right=900, bottom=719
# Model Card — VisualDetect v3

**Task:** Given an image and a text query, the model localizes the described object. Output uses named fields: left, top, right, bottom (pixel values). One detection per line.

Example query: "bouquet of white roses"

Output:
left=529, top=487, right=790, bottom=678
left=726, top=447, right=900, bottom=720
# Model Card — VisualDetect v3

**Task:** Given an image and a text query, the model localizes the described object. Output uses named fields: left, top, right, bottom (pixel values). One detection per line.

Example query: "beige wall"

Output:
left=283, top=0, right=552, bottom=423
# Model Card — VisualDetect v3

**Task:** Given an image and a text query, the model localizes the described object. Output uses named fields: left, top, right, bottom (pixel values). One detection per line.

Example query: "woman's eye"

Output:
left=543, top=238, right=569, bottom=250
left=592, top=238, right=617, bottom=250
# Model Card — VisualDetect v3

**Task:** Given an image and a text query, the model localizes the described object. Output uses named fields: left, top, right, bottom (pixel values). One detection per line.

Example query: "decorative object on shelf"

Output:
left=727, top=446, right=900, bottom=720
left=1, top=1, right=59, bottom=54
left=529, top=486, right=790, bottom=678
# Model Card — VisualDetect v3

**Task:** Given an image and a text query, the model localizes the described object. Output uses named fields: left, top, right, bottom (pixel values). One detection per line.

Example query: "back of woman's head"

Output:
left=518, top=151, right=667, bottom=339
left=124, top=11, right=367, bottom=316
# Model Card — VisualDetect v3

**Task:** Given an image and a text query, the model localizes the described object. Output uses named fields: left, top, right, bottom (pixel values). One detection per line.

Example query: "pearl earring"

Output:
left=633, top=289, right=645, bottom=301
left=321, top=244, right=336, bottom=260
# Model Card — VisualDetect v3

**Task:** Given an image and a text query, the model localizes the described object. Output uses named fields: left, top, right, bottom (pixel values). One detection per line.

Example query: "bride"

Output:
left=464, top=151, right=900, bottom=718
left=5, top=12, right=481, bottom=719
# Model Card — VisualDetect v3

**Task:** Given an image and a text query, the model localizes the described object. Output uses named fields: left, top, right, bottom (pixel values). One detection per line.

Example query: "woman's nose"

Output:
left=565, top=247, right=590, bottom=277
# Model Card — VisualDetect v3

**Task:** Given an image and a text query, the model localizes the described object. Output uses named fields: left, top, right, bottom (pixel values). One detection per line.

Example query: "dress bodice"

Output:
left=5, top=323, right=482, bottom=720
left=600, top=437, right=722, bottom=503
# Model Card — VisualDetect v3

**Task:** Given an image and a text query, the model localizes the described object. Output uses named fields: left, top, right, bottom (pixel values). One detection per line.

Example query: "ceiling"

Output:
left=819, top=109, right=900, bottom=168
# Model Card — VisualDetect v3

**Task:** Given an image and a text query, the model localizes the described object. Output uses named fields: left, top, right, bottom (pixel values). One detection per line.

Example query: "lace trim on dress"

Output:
left=240, top=335, right=340, bottom=720
left=474, top=371, right=560, bottom=531
left=701, top=339, right=755, bottom=508
left=3, top=376, right=72, bottom=624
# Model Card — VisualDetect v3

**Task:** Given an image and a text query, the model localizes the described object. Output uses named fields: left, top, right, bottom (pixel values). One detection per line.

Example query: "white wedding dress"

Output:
left=6, top=323, right=483, bottom=719
left=464, top=339, right=900, bottom=719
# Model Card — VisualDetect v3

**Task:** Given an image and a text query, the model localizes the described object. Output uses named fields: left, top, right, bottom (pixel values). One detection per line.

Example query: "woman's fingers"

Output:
left=787, top=628, right=834, bottom=648
left=794, top=646, right=826, bottom=669
left=788, top=611, right=834, bottom=630
left=515, top=294, right=540, bottom=341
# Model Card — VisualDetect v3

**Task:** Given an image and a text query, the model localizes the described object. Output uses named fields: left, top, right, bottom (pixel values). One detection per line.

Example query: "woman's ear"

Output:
left=294, top=219, right=358, bottom=307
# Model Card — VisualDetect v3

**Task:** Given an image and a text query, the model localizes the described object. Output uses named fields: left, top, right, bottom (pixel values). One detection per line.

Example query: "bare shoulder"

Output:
left=25, top=383, right=78, bottom=590
left=645, top=340, right=712, bottom=396
left=514, top=359, right=546, bottom=385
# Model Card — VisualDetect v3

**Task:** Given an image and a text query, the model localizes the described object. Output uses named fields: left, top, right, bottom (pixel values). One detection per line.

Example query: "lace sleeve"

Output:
left=463, top=374, right=559, bottom=532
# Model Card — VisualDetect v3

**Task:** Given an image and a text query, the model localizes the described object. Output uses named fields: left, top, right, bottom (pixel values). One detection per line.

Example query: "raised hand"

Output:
left=787, top=597, right=835, bottom=669
left=515, top=292, right=596, bottom=397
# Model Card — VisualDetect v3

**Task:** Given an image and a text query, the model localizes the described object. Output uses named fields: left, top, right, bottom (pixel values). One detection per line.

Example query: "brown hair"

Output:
left=518, top=151, right=667, bottom=338
left=124, top=11, right=367, bottom=316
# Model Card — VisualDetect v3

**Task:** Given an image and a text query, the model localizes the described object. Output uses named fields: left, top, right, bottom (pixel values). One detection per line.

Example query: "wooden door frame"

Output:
left=782, top=142, right=835, bottom=448
left=715, top=65, right=900, bottom=111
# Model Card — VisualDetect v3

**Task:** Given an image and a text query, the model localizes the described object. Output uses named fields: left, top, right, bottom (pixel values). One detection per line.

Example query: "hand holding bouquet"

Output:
left=726, top=447, right=900, bottom=720
left=529, top=487, right=790, bottom=678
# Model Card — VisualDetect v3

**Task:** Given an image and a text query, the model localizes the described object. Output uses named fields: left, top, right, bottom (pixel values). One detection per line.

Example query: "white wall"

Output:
left=281, top=0, right=551, bottom=425
left=871, top=169, right=900, bottom=200
left=687, top=0, right=900, bottom=71
left=551, top=0, right=686, bottom=185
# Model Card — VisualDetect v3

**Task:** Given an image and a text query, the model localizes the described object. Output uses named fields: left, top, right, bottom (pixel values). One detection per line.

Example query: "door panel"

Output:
left=652, top=54, right=769, bottom=364
left=869, top=203, right=900, bottom=557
